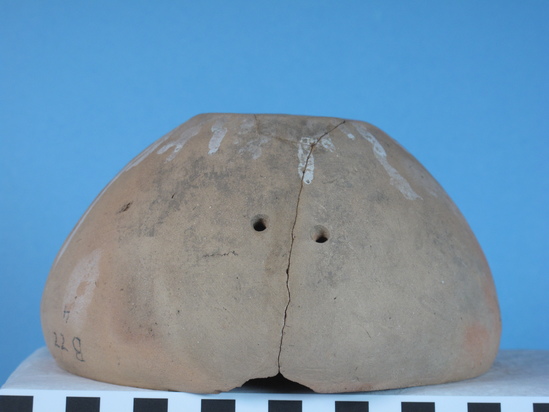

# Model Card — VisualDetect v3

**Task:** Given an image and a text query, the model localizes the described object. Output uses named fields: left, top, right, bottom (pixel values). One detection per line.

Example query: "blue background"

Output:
left=1, top=1, right=547, bottom=384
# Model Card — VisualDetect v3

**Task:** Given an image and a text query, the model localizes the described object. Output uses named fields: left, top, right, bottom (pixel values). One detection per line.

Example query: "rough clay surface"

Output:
left=41, top=113, right=501, bottom=393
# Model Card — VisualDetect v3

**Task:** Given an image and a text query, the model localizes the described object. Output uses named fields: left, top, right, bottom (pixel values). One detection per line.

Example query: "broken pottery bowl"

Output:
left=41, top=113, right=501, bottom=393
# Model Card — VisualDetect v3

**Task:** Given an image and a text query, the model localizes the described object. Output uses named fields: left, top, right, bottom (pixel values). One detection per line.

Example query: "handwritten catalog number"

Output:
left=53, top=331, right=85, bottom=362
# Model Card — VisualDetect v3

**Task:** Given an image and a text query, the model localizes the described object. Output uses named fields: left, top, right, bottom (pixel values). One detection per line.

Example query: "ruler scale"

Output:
left=1, top=349, right=548, bottom=412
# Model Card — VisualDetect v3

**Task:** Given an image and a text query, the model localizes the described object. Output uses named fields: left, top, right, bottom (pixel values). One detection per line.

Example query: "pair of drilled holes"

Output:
left=252, top=215, right=330, bottom=243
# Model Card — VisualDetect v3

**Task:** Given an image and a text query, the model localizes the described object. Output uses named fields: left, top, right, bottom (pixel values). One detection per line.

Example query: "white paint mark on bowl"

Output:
left=239, top=135, right=270, bottom=160
left=208, top=119, right=228, bottom=155
left=319, top=137, right=335, bottom=152
left=354, top=123, right=422, bottom=200
left=298, top=137, right=316, bottom=184
left=340, top=124, right=356, bottom=140
left=297, top=135, right=336, bottom=184
left=237, top=116, right=269, bottom=159
left=159, top=125, right=202, bottom=161
left=122, top=130, right=174, bottom=173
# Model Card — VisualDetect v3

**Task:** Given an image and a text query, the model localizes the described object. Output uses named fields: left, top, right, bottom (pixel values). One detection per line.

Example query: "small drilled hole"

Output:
left=252, top=215, right=268, bottom=232
left=316, top=234, right=328, bottom=243
left=312, top=225, right=329, bottom=243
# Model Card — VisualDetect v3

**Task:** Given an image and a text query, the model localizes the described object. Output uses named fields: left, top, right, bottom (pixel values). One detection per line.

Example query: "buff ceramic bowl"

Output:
left=41, top=113, right=501, bottom=393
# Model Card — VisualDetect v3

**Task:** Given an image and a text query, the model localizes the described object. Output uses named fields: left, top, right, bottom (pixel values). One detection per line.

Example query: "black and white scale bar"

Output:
left=1, top=393, right=548, bottom=412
